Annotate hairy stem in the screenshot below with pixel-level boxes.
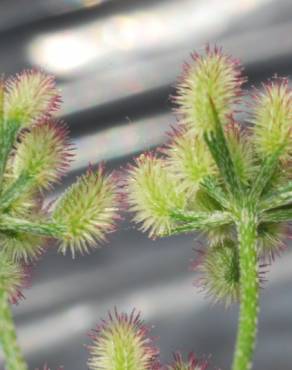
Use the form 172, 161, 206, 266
0, 122, 20, 188
0, 291, 28, 370
0, 214, 65, 237
232, 207, 259, 370
0, 173, 34, 211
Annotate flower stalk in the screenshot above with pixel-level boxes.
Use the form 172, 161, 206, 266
232, 207, 259, 370
0, 291, 28, 370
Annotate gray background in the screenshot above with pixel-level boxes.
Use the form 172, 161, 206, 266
0, 0, 291, 369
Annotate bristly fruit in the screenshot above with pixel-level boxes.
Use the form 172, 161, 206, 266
52, 165, 119, 257
4, 70, 61, 127
252, 78, 292, 161
165, 128, 216, 195
0, 251, 28, 304
175, 45, 244, 136
192, 240, 241, 307
126, 153, 186, 238
88, 308, 159, 370
12, 120, 73, 191
0, 230, 44, 263
167, 352, 209, 370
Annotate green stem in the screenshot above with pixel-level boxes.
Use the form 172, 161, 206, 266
201, 176, 230, 209
169, 210, 232, 235
0, 173, 34, 211
248, 149, 281, 202
0, 214, 65, 237
261, 207, 292, 223
0, 291, 28, 370
232, 208, 259, 370
259, 181, 292, 211
0, 121, 20, 188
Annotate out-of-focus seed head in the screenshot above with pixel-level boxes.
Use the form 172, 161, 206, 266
12, 121, 73, 190
165, 128, 216, 195
0, 251, 28, 304
0, 230, 44, 263
88, 309, 159, 370
252, 78, 292, 160
126, 153, 186, 238
175, 45, 244, 136
52, 166, 118, 257
193, 240, 240, 306
4, 70, 61, 127
257, 222, 287, 260
167, 352, 209, 370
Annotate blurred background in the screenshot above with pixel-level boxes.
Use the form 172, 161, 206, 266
0, 0, 292, 369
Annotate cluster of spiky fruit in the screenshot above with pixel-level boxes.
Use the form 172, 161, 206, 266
0, 70, 119, 304
126, 45, 292, 306
2, 44, 292, 370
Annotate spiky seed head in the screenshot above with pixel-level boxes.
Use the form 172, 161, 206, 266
52, 166, 118, 257
225, 121, 255, 185
126, 153, 186, 238
165, 128, 216, 195
88, 309, 159, 370
168, 352, 209, 370
0, 231, 44, 263
252, 78, 292, 160
175, 45, 244, 136
12, 121, 73, 190
193, 240, 240, 306
257, 222, 287, 260
4, 70, 61, 127
0, 251, 28, 304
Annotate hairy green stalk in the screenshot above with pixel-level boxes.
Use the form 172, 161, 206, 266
0, 122, 20, 187
232, 207, 259, 370
0, 291, 28, 370
0, 215, 65, 237
0, 173, 34, 211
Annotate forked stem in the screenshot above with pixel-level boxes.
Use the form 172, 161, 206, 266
0, 291, 28, 370
232, 207, 259, 370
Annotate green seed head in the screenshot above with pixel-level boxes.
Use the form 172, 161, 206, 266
252, 78, 292, 161
88, 309, 159, 370
126, 153, 186, 238
0, 251, 27, 304
193, 240, 240, 307
4, 70, 61, 127
165, 128, 216, 195
175, 45, 244, 136
52, 166, 118, 257
12, 121, 72, 190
